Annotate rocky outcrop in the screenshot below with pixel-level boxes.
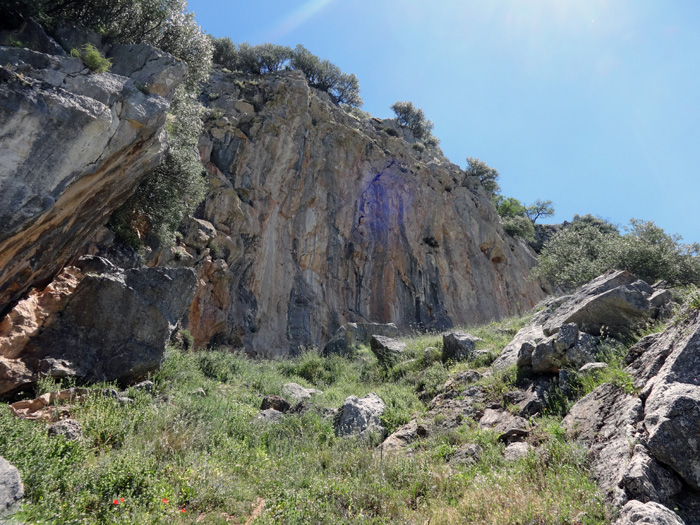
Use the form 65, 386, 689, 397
172, 68, 545, 355
495, 271, 672, 371
563, 383, 644, 505
0, 257, 196, 396
0, 27, 186, 316
541, 270, 670, 338
615, 501, 685, 525
559, 296, 700, 523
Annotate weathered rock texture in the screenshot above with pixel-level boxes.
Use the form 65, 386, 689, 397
0, 31, 185, 316
0, 456, 23, 517
561, 302, 700, 524
172, 69, 545, 355
334, 393, 385, 437
0, 258, 196, 396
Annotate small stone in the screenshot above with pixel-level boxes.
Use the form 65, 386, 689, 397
48, 419, 82, 441
261, 395, 290, 413
256, 409, 282, 424
578, 362, 608, 373
0, 457, 23, 516
504, 442, 531, 461
282, 383, 322, 402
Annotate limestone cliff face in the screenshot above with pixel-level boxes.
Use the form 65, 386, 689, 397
0, 36, 185, 315
174, 69, 546, 355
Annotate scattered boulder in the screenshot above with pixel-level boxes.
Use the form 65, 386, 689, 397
334, 393, 385, 437
531, 338, 561, 374
504, 442, 531, 461
645, 382, 700, 491
0, 457, 23, 517
256, 409, 283, 424
369, 336, 406, 367
323, 323, 400, 357
48, 419, 82, 441
450, 444, 482, 466
579, 362, 608, 373
0, 262, 196, 396
478, 408, 529, 435
442, 331, 481, 362
380, 420, 429, 454
282, 383, 322, 402
614, 500, 684, 525
261, 395, 290, 413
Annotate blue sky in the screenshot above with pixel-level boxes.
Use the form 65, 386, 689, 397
187, 0, 700, 244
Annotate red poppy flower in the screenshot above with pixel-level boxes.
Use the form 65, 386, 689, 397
180, 508, 186, 513
120, 498, 124, 503
113, 499, 119, 505
162, 498, 169, 503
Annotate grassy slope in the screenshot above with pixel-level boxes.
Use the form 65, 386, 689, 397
1, 312, 653, 524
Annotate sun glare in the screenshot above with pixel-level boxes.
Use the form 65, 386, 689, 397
264, 0, 337, 41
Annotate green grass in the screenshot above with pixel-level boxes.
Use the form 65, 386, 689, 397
0, 314, 613, 523
70, 44, 112, 73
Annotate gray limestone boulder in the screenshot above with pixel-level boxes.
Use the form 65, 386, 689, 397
48, 419, 82, 441
442, 331, 480, 362
323, 322, 400, 357
614, 501, 684, 525
369, 336, 406, 368
645, 383, 700, 491
0, 457, 23, 517
282, 383, 323, 402
531, 338, 561, 374
6, 262, 196, 393
504, 442, 531, 462
256, 409, 283, 424
380, 420, 429, 454
334, 393, 385, 437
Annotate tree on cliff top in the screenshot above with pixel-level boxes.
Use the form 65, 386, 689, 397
209, 39, 363, 108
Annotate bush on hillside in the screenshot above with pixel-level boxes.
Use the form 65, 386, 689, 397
533, 218, 700, 289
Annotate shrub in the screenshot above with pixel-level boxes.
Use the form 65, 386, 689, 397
465, 157, 500, 195
70, 43, 112, 73
493, 195, 535, 241
109, 87, 206, 246
533, 218, 700, 289
390, 101, 434, 140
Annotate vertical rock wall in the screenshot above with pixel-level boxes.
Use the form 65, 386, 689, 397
175, 69, 546, 355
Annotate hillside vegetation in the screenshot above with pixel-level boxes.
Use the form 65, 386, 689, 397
2, 308, 669, 523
